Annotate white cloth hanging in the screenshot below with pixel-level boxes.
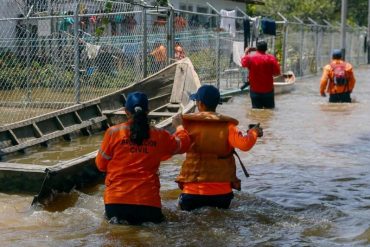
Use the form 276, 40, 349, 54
220, 9, 236, 37
232, 41, 244, 67
85, 42, 101, 59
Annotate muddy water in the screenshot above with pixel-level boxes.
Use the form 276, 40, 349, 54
1, 66, 370, 246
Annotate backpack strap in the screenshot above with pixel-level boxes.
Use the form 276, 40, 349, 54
233, 149, 250, 178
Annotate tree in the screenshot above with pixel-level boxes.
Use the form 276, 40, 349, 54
248, 0, 368, 26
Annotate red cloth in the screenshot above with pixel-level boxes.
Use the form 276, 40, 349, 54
241, 51, 281, 93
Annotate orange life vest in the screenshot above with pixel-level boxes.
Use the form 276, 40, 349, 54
176, 112, 240, 183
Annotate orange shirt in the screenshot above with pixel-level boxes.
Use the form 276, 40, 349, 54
150, 45, 167, 62
320, 59, 356, 95
174, 45, 185, 60
183, 125, 259, 195
96, 122, 190, 208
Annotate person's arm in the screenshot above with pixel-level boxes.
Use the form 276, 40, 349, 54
95, 129, 113, 172
346, 64, 356, 92
320, 65, 330, 96
272, 57, 281, 76
150, 47, 158, 56
159, 126, 191, 161
241, 55, 250, 69
228, 124, 259, 151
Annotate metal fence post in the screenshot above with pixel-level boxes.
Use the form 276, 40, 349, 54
26, 6, 34, 103
167, 7, 174, 64
307, 18, 319, 74
206, 2, 221, 87
142, 7, 148, 78
294, 16, 304, 76
278, 13, 288, 73
216, 16, 221, 88
347, 27, 353, 63
73, 2, 80, 104
323, 20, 334, 65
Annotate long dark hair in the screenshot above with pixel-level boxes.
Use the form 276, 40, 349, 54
130, 107, 150, 145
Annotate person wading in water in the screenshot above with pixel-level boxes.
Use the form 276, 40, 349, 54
96, 92, 190, 224
176, 85, 263, 211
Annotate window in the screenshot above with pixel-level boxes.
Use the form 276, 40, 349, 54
196, 6, 208, 26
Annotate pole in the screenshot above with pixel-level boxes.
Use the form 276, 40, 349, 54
340, 0, 347, 60
142, 7, 148, 78
73, 2, 81, 104
167, 8, 174, 64
367, 0, 370, 63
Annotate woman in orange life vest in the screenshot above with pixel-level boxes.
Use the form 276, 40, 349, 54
95, 92, 191, 224
176, 85, 263, 211
320, 49, 356, 103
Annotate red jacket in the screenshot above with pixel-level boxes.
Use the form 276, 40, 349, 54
241, 51, 281, 93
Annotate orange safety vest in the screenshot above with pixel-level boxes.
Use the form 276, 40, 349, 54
176, 112, 240, 184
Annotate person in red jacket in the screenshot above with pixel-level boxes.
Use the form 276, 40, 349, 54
96, 92, 190, 225
320, 49, 356, 103
241, 40, 281, 109
176, 85, 263, 211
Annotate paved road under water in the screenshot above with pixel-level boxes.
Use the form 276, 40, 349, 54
1, 66, 370, 246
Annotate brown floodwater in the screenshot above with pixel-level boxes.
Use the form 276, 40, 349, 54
1, 66, 370, 246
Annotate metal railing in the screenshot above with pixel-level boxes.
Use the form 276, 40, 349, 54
0, 1, 367, 125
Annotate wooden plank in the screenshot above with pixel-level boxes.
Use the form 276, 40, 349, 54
0, 116, 107, 155
8, 130, 20, 145
32, 123, 43, 138
103, 110, 176, 118
0, 162, 45, 173
0, 100, 100, 131
54, 116, 65, 130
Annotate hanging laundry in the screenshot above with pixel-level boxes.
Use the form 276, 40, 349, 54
232, 41, 244, 66
243, 17, 251, 49
220, 9, 236, 37
261, 18, 276, 36
85, 42, 101, 59
250, 16, 261, 41
59, 17, 74, 31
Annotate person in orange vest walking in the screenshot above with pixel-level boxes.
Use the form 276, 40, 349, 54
175, 85, 263, 211
320, 49, 356, 103
96, 92, 190, 225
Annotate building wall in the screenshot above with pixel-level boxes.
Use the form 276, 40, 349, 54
170, 0, 246, 14
0, 0, 24, 48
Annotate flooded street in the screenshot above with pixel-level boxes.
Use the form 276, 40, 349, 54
1, 66, 370, 246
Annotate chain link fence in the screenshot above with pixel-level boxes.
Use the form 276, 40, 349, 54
0, 1, 368, 125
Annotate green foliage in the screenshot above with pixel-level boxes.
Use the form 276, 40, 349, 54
0, 49, 134, 90
157, 0, 168, 7
188, 49, 217, 81
249, 0, 368, 26
88, 70, 134, 88
187, 48, 230, 82
104, 2, 113, 13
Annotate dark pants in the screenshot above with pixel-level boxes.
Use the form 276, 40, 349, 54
250, 90, 275, 109
178, 192, 234, 211
329, 92, 351, 103
105, 204, 165, 225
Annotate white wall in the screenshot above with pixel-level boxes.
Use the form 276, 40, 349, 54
170, 0, 246, 13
